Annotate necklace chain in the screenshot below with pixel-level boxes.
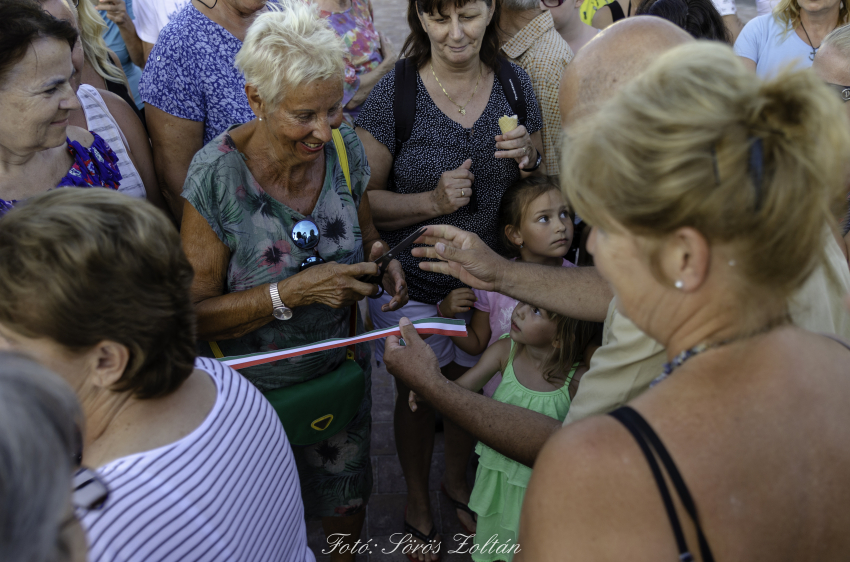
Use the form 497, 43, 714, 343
799, 21, 820, 61
651, 315, 791, 387
430, 62, 482, 116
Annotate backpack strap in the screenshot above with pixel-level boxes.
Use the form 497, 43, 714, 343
393, 58, 418, 156
495, 56, 527, 129
392, 56, 526, 149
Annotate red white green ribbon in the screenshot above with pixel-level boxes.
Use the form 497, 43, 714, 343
216, 317, 467, 370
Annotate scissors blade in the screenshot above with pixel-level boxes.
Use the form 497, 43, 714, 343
374, 226, 427, 271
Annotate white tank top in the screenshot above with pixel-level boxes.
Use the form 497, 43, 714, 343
77, 84, 146, 199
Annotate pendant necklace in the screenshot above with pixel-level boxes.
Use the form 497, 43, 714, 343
800, 21, 820, 61
430, 62, 482, 116
650, 315, 791, 387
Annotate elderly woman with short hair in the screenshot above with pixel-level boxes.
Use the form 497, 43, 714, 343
180, 3, 406, 556
0, 353, 87, 562
0, 189, 313, 562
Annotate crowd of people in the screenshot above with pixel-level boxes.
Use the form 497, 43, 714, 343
1, 0, 850, 559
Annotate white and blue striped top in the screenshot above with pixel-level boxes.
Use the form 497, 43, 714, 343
79, 357, 314, 562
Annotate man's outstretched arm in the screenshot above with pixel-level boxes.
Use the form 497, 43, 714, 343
385, 318, 561, 468
413, 225, 612, 322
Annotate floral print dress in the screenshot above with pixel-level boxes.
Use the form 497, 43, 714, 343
182, 124, 372, 518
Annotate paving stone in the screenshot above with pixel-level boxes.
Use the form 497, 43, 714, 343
371, 421, 397, 455
374, 453, 408, 494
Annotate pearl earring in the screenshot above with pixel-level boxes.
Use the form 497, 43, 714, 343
674, 280, 684, 289
258, 117, 263, 121
728, 259, 736, 267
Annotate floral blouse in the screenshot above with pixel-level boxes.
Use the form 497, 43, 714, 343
0, 132, 121, 217
182, 124, 371, 392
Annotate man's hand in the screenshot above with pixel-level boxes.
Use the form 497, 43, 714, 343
412, 225, 508, 291
385, 317, 444, 392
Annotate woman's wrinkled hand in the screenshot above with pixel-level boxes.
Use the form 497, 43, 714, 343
368, 242, 409, 312
285, 261, 380, 309
495, 125, 535, 169
431, 159, 474, 216
439, 288, 476, 318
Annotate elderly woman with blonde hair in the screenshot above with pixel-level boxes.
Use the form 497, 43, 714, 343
513, 42, 850, 559
180, 2, 407, 556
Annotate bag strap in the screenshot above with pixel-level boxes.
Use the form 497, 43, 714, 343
331, 128, 352, 194
495, 56, 526, 129
210, 129, 356, 360
393, 58, 418, 156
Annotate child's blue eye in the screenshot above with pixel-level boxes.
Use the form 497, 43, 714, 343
537, 215, 548, 223
560, 211, 568, 219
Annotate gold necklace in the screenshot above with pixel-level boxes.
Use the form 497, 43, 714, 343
430, 62, 482, 115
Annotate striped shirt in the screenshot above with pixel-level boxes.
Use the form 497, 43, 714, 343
502, 11, 574, 176
79, 357, 315, 562
77, 84, 146, 199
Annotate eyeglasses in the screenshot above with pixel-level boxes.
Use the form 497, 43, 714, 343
72, 467, 109, 510
827, 83, 850, 103
291, 218, 324, 271
542, 0, 566, 7
71, 425, 109, 510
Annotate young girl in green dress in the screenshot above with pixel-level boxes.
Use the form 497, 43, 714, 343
410, 302, 597, 561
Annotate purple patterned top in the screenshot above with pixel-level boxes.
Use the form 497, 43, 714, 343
0, 132, 121, 217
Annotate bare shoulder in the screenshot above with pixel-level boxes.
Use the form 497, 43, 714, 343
518, 415, 676, 562
66, 126, 94, 147
98, 88, 143, 127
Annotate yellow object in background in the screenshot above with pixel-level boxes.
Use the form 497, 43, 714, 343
580, 0, 613, 24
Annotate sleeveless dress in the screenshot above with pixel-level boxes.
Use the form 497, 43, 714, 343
468, 335, 575, 562
78, 84, 146, 199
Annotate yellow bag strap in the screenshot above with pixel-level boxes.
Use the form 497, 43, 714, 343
331, 128, 351, 194
208, 129, 353, 359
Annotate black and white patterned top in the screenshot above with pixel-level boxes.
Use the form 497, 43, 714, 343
355, 62, 542, 305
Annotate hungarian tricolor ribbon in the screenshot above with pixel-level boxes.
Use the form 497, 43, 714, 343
216, 317, 467, 370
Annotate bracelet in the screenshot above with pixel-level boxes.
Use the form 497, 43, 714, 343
525, 150, 543, 172
436, 301, 446, 318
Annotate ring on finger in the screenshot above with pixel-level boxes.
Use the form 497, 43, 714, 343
461, 189, 465, 197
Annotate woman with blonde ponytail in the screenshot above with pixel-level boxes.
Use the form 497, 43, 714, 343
519, 42, 850, 561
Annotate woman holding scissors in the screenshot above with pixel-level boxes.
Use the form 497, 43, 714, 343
180, 6, 406, 559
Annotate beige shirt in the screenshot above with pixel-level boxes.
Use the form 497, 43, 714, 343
564, 231, 850, 425
501, 11, 573, 176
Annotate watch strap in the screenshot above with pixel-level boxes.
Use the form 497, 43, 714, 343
525, 150, 543, 172
269, 283, 285, 309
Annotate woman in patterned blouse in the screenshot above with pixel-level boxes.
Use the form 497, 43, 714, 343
180, 6, 407, 560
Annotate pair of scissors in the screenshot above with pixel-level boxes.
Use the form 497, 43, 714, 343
361, 226, 427, 298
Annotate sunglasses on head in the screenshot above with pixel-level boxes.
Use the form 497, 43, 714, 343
828, 83, 850, 103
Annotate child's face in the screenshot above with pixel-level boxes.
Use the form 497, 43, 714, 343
509, 301, 558, 348
512, 190, 574, 260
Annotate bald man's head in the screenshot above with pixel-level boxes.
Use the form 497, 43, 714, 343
559, 17, 693, 126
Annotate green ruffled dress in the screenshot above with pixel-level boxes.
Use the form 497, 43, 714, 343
468, 335, 575, 562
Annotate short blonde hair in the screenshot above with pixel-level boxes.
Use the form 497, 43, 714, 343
773, 0, 848, 36
235, 1, 346, 111
561, 42, 850, 301
0, 190, 196, 400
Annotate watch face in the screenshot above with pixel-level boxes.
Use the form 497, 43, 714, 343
273, 307, 292, 321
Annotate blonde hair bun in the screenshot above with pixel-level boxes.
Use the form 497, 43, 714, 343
561, 42, 850, 300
